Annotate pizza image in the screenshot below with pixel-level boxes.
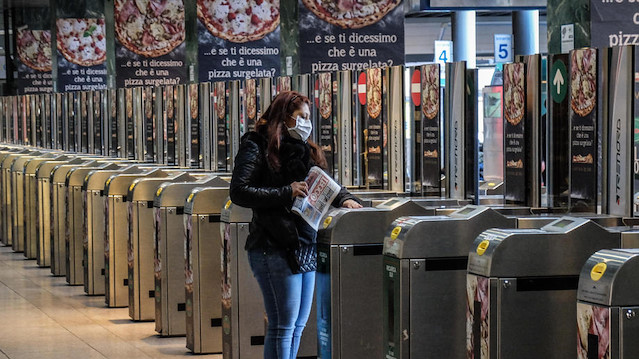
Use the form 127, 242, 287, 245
114, 0, 185, 57
56, 18, 106, 67
165, 86, 175, 119
577, 303, 610, 359
126, 89, 134, 119
424, 149, 437, 158
421, 64, 439, 120
278, 76, 291, 92
245, 79, 257, 120
197, 0, 280, 43
503, 63, 524, 126
571, 48, 596, 117
506, 159, 523, 168
145, 88, 154, 119
93, 92, 101, 119
319, 73, 332, 120
16, 28, 52, 72
572, 154, 594, 164
215, 82, 226, 120
367, 68, 382, 119
302, 0, 400, 29
189, 84, 198, 119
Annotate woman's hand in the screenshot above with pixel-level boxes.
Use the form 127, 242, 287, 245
342, 199, 362, 209
290, 181, 309, 199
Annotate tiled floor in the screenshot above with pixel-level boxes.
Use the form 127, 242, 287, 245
0, 246, 222, 359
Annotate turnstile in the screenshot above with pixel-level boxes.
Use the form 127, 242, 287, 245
153, 176, 228, 337
83, 166, 154, 296
317, 198, 450, 359
23, 153, 67, 259
577, 248, 639, 359
104, 168, 182, 308
181, 182, 230, 352
220, 200, 264, 358
127, 170, 203, 321
51, 159, 99, 276
65, 162, 127, 285
10, 150, 44, 252
466, 217, 639, 359
0, 148, 20, 246
0, 148, 24, 246
381, 206, 558, 359
2, 150, 37, 247
36, 157, 86, 267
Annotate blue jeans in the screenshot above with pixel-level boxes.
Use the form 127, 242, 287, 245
248, 247, 315, 359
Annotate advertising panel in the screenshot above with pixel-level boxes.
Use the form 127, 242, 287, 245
114, 0, 187, 88
197, 0, 281, 81
299, 0, 404, 74
56, 18, 107, 92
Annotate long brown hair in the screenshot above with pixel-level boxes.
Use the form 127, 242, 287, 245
256, 91, 327, 171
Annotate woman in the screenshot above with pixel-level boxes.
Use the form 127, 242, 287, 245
230, 91, 361, 359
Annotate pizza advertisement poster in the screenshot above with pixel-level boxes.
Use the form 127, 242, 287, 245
569, 48, 597, 209
298, 0, 404, 74
16, 27, 54, 95
114, 0, 187, 88
316, 72, 335, 176
421, 64, 441, 190
197, 0, 281, 82
503, 62, 526, 204
56, 18, 108, 92
365, 67, 384, 188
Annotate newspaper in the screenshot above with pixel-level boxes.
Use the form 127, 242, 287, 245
292, 166, 340, 230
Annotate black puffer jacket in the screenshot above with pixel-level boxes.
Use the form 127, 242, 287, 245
230, 130, 359, 251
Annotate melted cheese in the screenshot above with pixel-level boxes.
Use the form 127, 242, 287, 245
59, 20, 73, 37
229, 0, 244, 13
66, 37, 80, 52
73, 19, 87, 33
125, 16, 144, 40
80, 35, 93, 46
231, 13, 249, 34
150, 22, 165, 38
253, 2, 272, 22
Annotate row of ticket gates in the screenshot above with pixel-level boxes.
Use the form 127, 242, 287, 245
2, 145, 639, 359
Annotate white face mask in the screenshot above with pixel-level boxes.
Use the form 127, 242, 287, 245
287, 115, 312, 141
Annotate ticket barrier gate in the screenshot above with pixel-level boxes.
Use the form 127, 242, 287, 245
0, 148, 26, 246
317, 198, 452, 359
83, 166, 155, 296
0, 148, 20, 246
1, 149, 37, 246
577, 249, 639, 359
35, 157, 87, 267
127, 171, 213, 321
182, 184, 231, 353
221, 200, 319, 358
14, 152, 60, 256
104, 168, 185, 308
23, 154, 68, 260
65, 162, 129, 285
381, 206, 559, 359
466, 217, 639, 359
10, 150, 45, 252
153, 177, 228, 339
51, 159, 101, 276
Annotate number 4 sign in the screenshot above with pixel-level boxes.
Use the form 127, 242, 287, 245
494, 34, 513, 64
434, 40, 453, 65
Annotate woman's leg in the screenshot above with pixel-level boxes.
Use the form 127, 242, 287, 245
248, 248, 303, 359
290, 270, 316, 359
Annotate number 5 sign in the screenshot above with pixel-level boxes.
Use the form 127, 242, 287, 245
494, 34, 513, 63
